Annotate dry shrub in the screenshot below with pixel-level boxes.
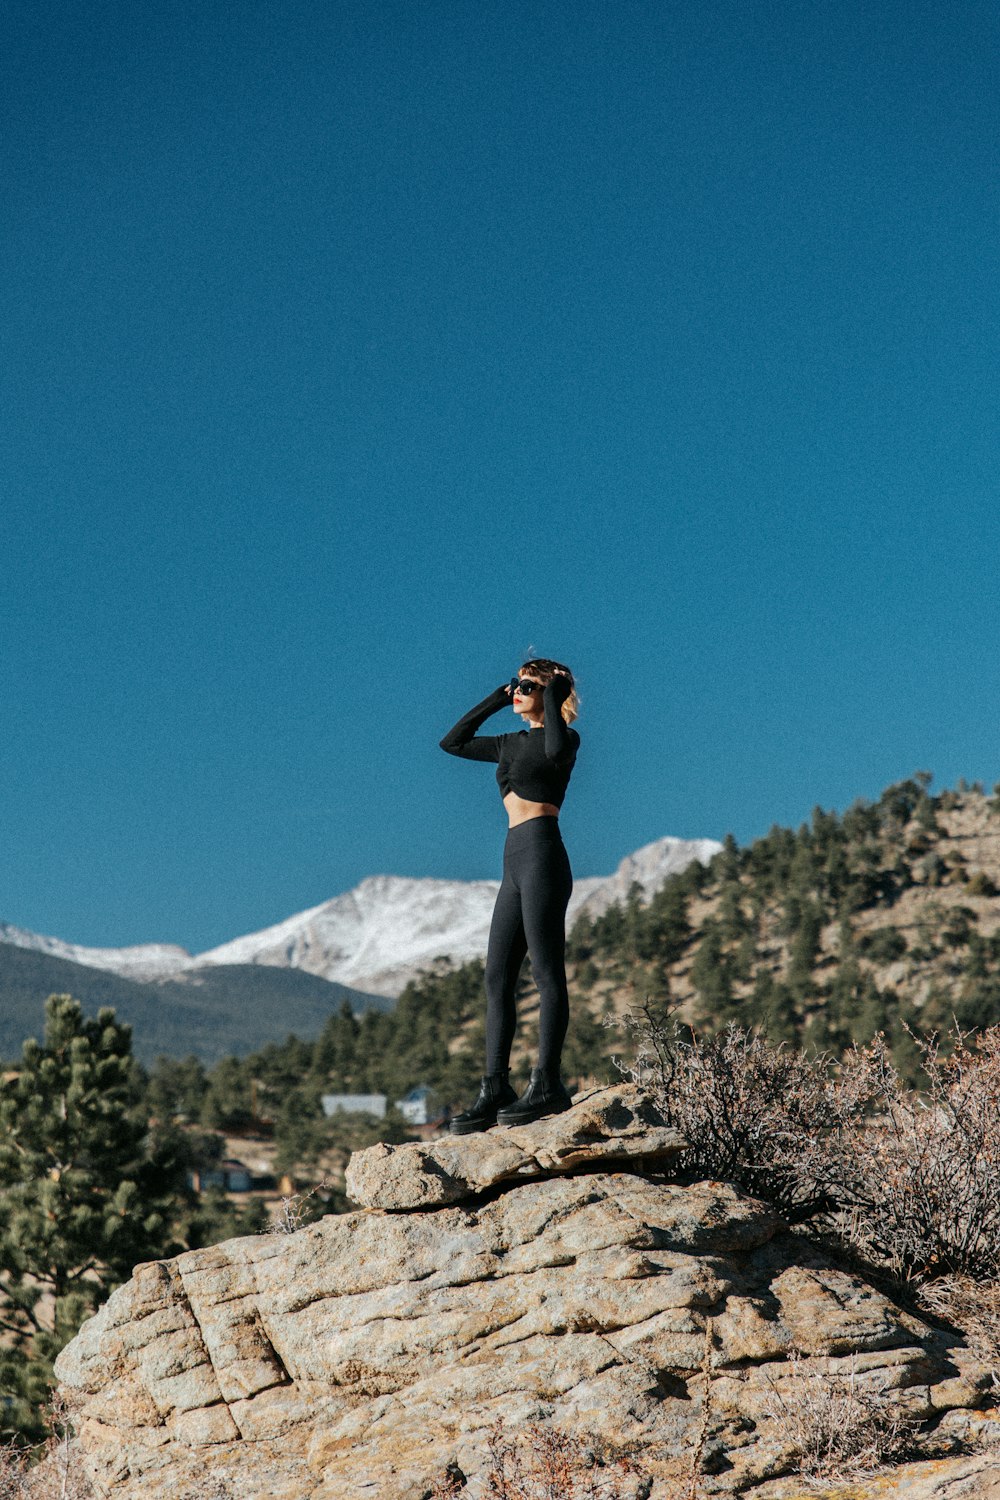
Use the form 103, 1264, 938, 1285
0, 1396, 94, 1499
613, 1008, 837, 1220
917, 1275, 1000, 1389
763, 1353, 918, 1482
797, 1031, 1000, 1279
0, 1448, 30, 1500
430, 1462, 468, 1499
436, 1419, 651, 1500
268, 1179, 331, 1233
0, 1428, 93, 1500
0, 1452, 80, 1500
618, 1008, 1000, 1281
436, 1325, 715, 1499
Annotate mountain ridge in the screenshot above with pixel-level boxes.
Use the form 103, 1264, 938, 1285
0, 942, 390, 1066
1, 834, 721, 999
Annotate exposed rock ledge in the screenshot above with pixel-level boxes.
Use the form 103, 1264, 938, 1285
55, 1085, 1000, 1499
345, 1083, 687, 1208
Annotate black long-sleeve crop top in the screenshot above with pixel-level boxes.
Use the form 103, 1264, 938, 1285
439, 682, 580, 806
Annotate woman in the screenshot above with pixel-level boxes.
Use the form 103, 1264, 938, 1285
439, 659, 580, 1132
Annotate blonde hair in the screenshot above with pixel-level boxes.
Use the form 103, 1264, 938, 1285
519, 658, 579, 725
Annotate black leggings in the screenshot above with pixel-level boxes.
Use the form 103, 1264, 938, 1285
485, 816, 573, 1076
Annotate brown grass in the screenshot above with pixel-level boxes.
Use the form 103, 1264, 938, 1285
428, 1419, 653, 1499
916, 1274, 1000, 1392
0, 1397, 94, 1500
763, 1352, 919, 1483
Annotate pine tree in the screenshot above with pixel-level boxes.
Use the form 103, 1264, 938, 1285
312, 1001, 361, 1089
717, 880, 750, 945
689, 921, 736, 1025
733, 927, 759, 983
565, 910, 594, 963
827, 960, 889, 1048
786, 900, 824, 1005
634, 877, 691, 964
0, 996, 186, 1440
751, 971, 798, 1044
561, 1003, 614, 1084
146, 1052, 207, 1122
201, 1053, 254, 1129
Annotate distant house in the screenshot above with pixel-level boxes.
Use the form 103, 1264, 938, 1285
395, 1086, 441, 1126
320, 1093, 388, 1119
188, 1158, 254, 1194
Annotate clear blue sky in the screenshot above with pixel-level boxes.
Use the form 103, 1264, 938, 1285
3, 0, 999, 954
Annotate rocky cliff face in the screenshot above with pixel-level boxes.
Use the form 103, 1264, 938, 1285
56, 1088, 999, 1499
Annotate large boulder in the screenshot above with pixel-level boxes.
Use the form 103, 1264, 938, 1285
345, 1082, 687, 1208
55, 1086, 999, 1499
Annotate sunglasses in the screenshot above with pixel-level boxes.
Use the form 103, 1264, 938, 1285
510, 677, 543, 696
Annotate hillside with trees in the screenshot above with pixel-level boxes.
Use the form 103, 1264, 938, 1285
0, 945, 389, 1064
565, 775, 1000, 1074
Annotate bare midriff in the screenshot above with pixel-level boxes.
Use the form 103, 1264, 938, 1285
503, 792, 560, 828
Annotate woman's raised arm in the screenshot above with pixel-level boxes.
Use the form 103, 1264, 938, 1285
439, 684, 510, 762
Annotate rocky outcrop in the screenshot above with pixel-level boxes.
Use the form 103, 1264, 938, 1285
757, 1452, 1000, 1498
344, 1083, 686, 1208
56, 1086, 999, 1499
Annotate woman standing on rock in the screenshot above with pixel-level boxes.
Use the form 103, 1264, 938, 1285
440, 659, 580, 1132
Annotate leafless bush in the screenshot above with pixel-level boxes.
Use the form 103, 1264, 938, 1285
430, 1463, 467, 1498
0, 1450, 80, 1500
0, 1395, 94, 1499
616, 1008, 1000, 1281
268, 1180, 331, 1233
917, 1275, 1000, 1390
613, 1007, 839, 1220
479, 1418, 650, 1499
431, 1328, 712, 1500
0, 1447, 29, 1500
796, 1030, 1000, 1279
764, 1353, 918, 1482
685, 1321, 714, 1500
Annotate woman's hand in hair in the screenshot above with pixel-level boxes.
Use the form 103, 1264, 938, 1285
546, 673, 573, 705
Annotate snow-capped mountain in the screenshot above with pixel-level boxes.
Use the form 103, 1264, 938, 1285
570, 837, 723, 922
2, 835, 721, 999
0, 923, 191, 982
195, 875, 505, 997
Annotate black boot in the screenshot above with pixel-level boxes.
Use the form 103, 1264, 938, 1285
449, 1072, 518, 1136
495, 1066, 573, 1127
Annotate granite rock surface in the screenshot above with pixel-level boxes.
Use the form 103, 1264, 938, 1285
344, 1083, 686, 1208
55, 1086, 999, 1499
756, 1452, 1000, 1498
